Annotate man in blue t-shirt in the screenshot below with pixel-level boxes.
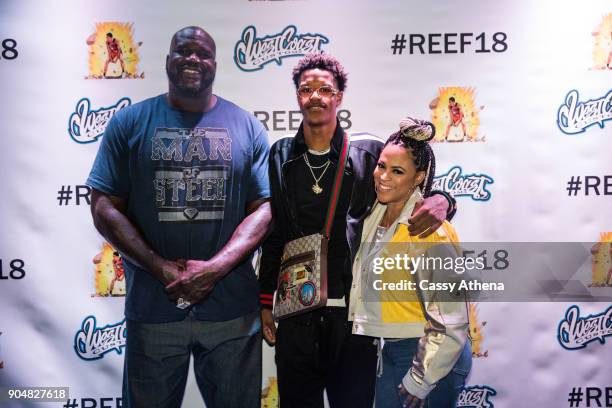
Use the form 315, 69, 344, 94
87, 26, 271, 408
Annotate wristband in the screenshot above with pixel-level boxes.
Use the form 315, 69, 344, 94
429, 189, 457, 221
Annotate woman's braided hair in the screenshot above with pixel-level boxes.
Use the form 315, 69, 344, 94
384, 117, 436, 196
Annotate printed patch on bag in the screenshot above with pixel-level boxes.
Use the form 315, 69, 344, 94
278, 271, 293, 302
294, 263, 314, 284
299, 281, 316, 306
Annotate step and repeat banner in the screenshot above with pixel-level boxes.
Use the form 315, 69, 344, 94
1, 0, 611, 407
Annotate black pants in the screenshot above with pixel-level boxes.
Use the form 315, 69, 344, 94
276, 307, 378, 408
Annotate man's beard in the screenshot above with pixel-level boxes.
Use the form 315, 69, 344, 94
167, 66, 215, 97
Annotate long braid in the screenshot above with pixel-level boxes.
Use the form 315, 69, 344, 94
421, 144, 435, 196
385, 117, 436, 196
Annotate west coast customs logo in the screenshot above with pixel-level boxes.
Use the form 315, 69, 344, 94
457, 385, 497, 408
68, 97, 131, 143
557, 89, 612, 135
74, 316, 126, 360
432, 166, 494, 201
234, 25, 328, 71
557, 305, 612, 350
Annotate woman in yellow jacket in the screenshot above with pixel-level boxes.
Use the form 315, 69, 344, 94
349, 117, 471, 408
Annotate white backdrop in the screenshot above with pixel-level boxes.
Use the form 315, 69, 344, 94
1, 1, 611, 407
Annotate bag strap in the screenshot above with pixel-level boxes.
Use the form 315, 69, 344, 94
322, 132, 351, 239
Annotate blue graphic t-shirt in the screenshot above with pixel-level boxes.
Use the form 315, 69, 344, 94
87, 94, 270, 323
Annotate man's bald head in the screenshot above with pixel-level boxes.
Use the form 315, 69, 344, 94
170, 26, 216, 54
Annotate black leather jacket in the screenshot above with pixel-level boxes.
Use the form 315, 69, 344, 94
258, 121, 455, 308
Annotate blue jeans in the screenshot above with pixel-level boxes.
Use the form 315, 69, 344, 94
375, 338, 472, 408
122, 310, 261, 408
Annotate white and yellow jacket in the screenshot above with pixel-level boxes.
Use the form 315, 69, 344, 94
348, 190, 469, 399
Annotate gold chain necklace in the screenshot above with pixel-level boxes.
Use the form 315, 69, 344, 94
303, 153, 331, 194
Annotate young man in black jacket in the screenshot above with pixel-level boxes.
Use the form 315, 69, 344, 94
258, 53, 456, 408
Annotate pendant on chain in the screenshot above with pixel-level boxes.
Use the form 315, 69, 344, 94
312, 183, 323, 194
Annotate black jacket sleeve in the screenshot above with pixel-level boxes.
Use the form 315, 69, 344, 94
258, 146, 286, 309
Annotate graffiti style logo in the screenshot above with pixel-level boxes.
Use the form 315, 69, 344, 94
557, 89, 612, 135
429, 87, 485, 142
92, 243, 126, 297
557, 305, 612, 350
85, 22, 144, 79
234, 25, 328, 71
457, 385, 497, 408
591, 13, 612, 70
432, 166, 493, 201
469, 304, 489, 358
68, 97, 131, 144
590, 232, 612, 287
74, 316, 127, 360
261, 377, 279, 408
